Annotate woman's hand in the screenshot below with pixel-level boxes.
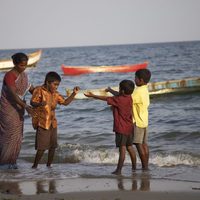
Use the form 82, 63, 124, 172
30, 101, 46, 108
25, 105, 36, 117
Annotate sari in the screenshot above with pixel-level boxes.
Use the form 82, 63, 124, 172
0, 71, 29, 167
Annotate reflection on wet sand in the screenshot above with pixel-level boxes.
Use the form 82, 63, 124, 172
0, 180, 57, 195
0, 181, 22, 194
0, 172, 151, 195
117, 171, 151, 191
36, 180, 57, 194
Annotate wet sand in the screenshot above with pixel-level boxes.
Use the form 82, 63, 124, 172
0, 177, 200, 200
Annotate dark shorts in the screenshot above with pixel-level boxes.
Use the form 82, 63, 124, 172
35, 126, 57, 150
115, 132, 134, 147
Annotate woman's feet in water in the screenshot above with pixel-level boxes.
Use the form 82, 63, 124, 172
10, 164, 18, 169
0, 163, 18, 169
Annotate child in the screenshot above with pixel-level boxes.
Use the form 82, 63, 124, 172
31, 71, 79, 168
132, 69, 151, 170
106, 69, 151, 170
85, 80, 136, 175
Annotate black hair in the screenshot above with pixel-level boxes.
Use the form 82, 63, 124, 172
119, 79, 135, 95
11, 53, 28, 65
44, 71, 61, 84
135, 69, 151, 84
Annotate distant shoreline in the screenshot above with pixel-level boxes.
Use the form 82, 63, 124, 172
0, 40, 200, 51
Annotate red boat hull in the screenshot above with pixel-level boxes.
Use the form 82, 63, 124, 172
61, 62, 148, 76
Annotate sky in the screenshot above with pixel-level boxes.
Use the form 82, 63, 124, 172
0, 0, 200, 50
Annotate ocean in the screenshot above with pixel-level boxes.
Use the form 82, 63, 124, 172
0, 41, 200, 193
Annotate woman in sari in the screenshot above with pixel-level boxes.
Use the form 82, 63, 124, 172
0, 53, 34, 169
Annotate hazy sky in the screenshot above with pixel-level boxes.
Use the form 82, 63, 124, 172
0, 0, 200, 49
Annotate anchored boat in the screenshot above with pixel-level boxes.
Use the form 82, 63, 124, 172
66, 77, 200, 99
0, 50, 42, 71
61, 62, 148, 76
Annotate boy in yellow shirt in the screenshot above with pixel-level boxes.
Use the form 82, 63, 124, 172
132, 69, 151, 170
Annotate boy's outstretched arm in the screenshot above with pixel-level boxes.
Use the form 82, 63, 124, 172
63, 86, 80, 106
105, 87, 119, 96
84, 92, 107, 101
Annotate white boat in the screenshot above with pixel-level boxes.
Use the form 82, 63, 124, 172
66, 77, 200, 99
0, 50, 42, 71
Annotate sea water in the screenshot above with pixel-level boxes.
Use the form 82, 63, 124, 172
0, 41, 200, 189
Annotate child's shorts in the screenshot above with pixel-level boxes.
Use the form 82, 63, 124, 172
115, 132, 134, 147
35, 126, 57, 150
133, 124, 148, 144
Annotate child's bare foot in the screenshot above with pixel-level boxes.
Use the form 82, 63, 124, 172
132, 169, 136, 173
132, 166, 136, 172
111, 170, 121, 175
142, 167, 149, 171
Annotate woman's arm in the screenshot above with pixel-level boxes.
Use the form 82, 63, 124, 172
30, 101, 46, 107
29, 85, 35, 94
7, 85, 34, 116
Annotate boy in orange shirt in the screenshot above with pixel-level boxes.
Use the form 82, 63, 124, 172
31, 71, 79, 168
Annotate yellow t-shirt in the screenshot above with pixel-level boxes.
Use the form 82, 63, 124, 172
132, 85, 150, 128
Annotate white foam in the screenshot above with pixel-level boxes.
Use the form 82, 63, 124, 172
58, 143, 200, 167
150, 153, 200, 167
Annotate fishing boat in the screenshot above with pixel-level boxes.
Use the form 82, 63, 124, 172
0, 50, 42, 71
148, 77, 200, 95
66, 77, 200, 99
61, 62, 148, 75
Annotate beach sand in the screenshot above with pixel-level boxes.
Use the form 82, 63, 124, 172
0, 177, 200, 200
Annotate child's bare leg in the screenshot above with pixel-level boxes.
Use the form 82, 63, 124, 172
112, 146, 126, 175
143, 143, 149, 169
47, 148, 55, 167
32, 150, 45, 168
127, 145, 136, 171
136, 144, 148, 170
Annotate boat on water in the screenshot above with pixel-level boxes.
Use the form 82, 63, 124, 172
61, 62, 148, 75
0, 50, 42, 71
66, 77, 200, 99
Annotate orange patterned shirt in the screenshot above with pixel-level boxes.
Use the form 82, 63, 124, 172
31, 86, 65, 130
